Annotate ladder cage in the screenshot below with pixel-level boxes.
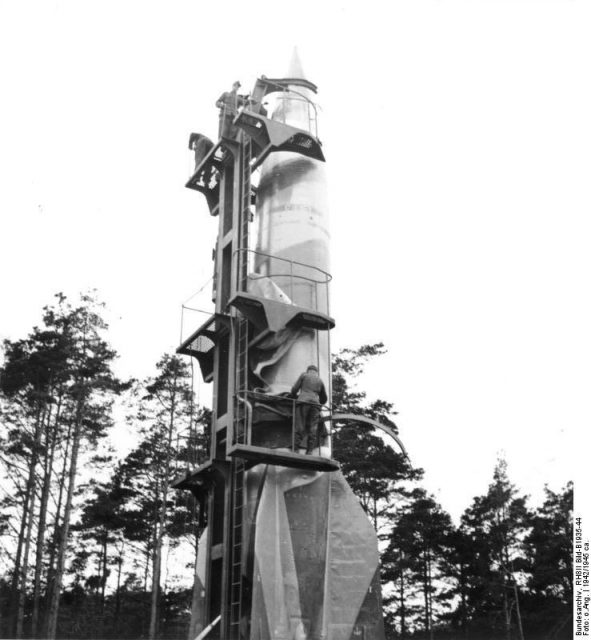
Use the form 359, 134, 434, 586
228, 135, 252, 640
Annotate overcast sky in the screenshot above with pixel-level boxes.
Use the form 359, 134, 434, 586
0, 0, 589, 523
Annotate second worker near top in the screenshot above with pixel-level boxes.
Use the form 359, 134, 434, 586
215, 80, 248, 138
290, 365, 328, 455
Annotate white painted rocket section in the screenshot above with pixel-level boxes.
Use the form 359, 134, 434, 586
253, 51, 331, 398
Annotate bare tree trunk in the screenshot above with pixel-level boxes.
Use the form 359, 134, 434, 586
422, 549, 430, 636
513, 580, 524, 640
427, 550, 434, 640
98, 533, 108, 638
9, 472, 33, 636
502, 579, 511, 640
31, 393, 62, 637
46, 393, 84, 640
148, 383, 177, 640
373, 496, 378, 531
15, 403, 46, 639
143, 546, 150, 592
43, 418, 73, 636
502, 544, 513, 640
399, 554, 406, 640
9, 405, 43, 636
149, 520, 162, 640
16, 481, 37, 638
114, 541, 124, 637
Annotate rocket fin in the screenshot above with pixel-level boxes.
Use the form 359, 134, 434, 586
248, 469, 385, 640
326, 473, 385, 639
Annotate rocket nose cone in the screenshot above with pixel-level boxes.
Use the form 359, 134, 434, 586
287, 47, 306, 79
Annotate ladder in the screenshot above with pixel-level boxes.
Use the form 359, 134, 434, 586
228, 136, 252, 640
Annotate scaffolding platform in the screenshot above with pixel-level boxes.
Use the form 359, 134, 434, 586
233, 109, 325, 169
185, 139, 226, 216
177, 314, 230, 382
229, 291, 334, 333
171, 459, 229, 491
228, 443, 339, 472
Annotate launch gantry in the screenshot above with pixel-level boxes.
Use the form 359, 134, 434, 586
174, 75, 338, 640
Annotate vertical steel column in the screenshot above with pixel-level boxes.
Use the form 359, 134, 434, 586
228, 136, 252, 640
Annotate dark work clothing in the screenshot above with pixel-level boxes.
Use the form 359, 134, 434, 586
291, 371, 327, 453
216, 90, 248, 138
215, 90, 247, 111
188, 134, 215, 185
294, 402, 321, 452
291, 371, 327, 405
192, 136, 213, 170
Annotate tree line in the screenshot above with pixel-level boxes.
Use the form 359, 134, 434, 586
0, 294, 572, 639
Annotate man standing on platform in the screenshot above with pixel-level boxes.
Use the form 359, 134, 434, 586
215, 80, 247, 138
291, 365, 328, 454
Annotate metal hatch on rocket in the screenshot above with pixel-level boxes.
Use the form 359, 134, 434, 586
174, 51, 390, 640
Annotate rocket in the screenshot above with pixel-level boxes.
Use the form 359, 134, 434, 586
176, 51, 387, 640
252, 52, 331, 401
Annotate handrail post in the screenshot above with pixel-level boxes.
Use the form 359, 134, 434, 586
245, 392, 252, 446
292, 397, 296, 452
314, 278, 318, 311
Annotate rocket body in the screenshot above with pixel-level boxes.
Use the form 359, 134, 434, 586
238, 64, 385, 640
252, 83, 330, 397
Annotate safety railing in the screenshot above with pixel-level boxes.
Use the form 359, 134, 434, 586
234, 248, 332, 318
257, 80, 320, 138
233, 389, 333, 457
174, 431, 210, 474
272, 90, 319, 138
179, 279, 215, 347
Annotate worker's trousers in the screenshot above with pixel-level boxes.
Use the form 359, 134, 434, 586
294, 401, 321, 453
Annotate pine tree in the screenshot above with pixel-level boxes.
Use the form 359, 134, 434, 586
116, 355, 201, 640
0, 292, 123, 639
438, 525, 475, 637
384, 488, 454, 637
1, 325, 70, 637
522, 482, 573, 638
459, 457, 531, 640
43, 293, 122, 640
70, 477, 127, 636
526, 482, 572, 599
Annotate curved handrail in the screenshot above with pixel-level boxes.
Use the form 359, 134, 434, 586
236, 248, 332, 284
248, 271, 326, 287
257, 78, 319, 124
236, 395, 253, 446
321, 413, 410, 462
